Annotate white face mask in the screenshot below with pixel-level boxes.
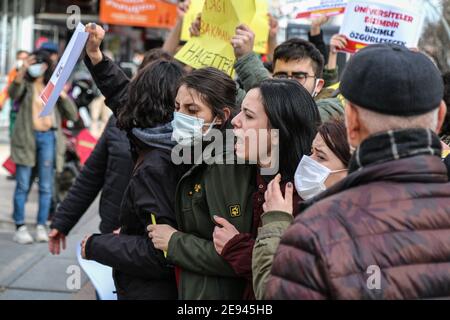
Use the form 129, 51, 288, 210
294, 155, 347, 200
27, 63, 45, 78
171, 111, 216, 146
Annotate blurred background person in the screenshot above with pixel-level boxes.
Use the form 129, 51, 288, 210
8, 50, 77, 244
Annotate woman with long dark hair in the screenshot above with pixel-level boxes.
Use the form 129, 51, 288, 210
80, 60, 188, 300
209, 79, 321, 299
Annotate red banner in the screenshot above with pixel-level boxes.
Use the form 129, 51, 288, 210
99, 0, 178, 29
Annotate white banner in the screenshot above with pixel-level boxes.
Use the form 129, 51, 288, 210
40, 23, 89, 117
339, 0, 423, 53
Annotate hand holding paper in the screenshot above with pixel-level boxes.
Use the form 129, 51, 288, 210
231, 24, 255, 60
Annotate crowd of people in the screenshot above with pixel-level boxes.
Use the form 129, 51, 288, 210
2, 0, 449, 300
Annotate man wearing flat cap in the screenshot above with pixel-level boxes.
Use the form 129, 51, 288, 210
264, 44, 450, 300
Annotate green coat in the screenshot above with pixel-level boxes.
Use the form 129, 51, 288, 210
167, 149, 256, 299
234, 53, 345, 122
8, 81, 78, 173
252, 210, 293, 300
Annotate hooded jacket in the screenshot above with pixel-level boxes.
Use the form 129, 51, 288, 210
84, 122, 188, 300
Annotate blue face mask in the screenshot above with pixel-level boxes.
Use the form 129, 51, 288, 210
171, 112, 216, 146
27, 63, 45, 78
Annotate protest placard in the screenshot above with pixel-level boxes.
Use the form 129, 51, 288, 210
338, 0, 423, 53
175, 0, 269, 75
99, 0, 177, 29
181, 0, 268, 53
40, 23, 88, 117
292, 0, 348, 19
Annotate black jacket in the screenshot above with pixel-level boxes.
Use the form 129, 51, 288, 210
51, 116, 132, 234
83, 54, 189, 300
85, 145, 187, 300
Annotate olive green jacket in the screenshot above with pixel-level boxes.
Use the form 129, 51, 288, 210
234, 53, 345, 122
252, 210, 293, 300
8, 81, 78, 172
167, 149, 256, 299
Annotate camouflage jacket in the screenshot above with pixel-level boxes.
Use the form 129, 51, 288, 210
265, 153, 450, 299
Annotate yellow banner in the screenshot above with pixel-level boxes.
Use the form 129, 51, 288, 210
175, 0, 268, 76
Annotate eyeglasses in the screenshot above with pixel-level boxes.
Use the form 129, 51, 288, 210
272, 71, 316, 85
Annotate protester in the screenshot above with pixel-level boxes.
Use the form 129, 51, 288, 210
162, 0, 191, 56
8, 50, 78, 244
265, 44, 450, 299
252, 118, 351, 299
230, 24, 344, 121
48, 115, 133, 254
80, 60, 186, 300
147, 68, 255, 300
39, 42, 59, 63
0, 50, 29, 136
212, 79, 320, 299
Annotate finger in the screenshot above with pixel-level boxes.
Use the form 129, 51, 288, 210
55, 239, 60, 255
269, 173, 281, 194
272, 174, 283, 196
284, 182, 294, 206
235, 29, 253, 38
236, 24, 251, 32
262, 203, 267, 212
213, 215, 232, 228
48, 240, 54, 254
147, 225, 155, 232
62, 236, 66, 251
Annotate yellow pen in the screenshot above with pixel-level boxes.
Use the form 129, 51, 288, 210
151, 213, 167, 258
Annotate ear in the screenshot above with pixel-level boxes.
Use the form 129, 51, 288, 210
436, 100, 447, 134
216, 107, 231, 126
315, 78, 325, 94
344, 102, 362, 148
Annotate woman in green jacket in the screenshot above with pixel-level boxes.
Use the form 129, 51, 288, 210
8, 50, 78, 244
148, 67, 255, 300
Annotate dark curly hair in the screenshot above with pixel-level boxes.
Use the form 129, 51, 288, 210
274, 38, 325, 78
117, 59, 186, 131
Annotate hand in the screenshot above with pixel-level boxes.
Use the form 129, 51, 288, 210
268, 14, 279, 39
231, 24, 255, 60
85, 23, 105, 65
113, 228, 121, 235
147, 224, 177, 251
177, 0, 191, 19
22, 56, 36, 72
330, 34, 347, 53
80, 234, 92, 259
310, 14, 329, 36
263, 174, 294, 215
212, 216, 239, 255
189, 13, 201, 37
48, 229, 66, 255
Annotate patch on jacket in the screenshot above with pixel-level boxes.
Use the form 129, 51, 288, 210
229, 204, 241, 217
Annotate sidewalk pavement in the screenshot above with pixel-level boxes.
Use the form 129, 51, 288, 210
0, 142, 99, 300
